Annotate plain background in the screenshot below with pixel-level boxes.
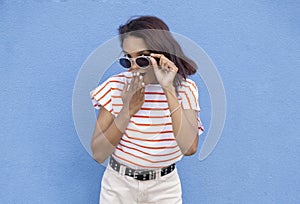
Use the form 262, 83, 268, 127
1, 1, 299, 203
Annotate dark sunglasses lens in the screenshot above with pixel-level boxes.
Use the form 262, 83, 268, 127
119, 58, 131, 68
136, 57, 150, 68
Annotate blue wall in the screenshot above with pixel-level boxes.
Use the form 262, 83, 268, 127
1, 1, 299, 203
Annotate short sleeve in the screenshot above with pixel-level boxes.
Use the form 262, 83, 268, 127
89, 78, 113, 113
179, 79, 200, 111
178, 79, 204, 135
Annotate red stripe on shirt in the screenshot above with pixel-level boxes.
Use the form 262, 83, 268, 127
115, 147, 182, 164
179, 90, 192, 109
187, 80, 197, 90
98, 88, 110, 101
91, 80, 110, 98
145, 99, 168, 103
121, 138, 178, 149
181, 84, 197, 108
103, 98, 111, 107
130, 120, 172, 126
119, 143, 181, 156
111, 88, 123, 92
132, 114, 170, 119
126, 128, 174, 135
124, 132, 175, 142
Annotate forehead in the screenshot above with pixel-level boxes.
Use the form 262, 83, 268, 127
122, 35, 148, 54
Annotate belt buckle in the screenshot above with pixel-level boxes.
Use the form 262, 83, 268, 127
148, 170, 156, 180
133, 170, 142, 180
131, 169, 157, 181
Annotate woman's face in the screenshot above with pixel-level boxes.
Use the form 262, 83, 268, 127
122, 35, 157, 84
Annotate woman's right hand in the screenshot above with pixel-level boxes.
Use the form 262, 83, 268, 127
121, 72, 145, 117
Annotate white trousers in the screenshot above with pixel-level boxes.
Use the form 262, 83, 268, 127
99, 164, 182, 204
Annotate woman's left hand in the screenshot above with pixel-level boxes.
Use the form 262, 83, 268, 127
150, 53, 178, 89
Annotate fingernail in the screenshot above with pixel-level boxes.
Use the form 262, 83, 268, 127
139, 75, 142, 80
142, 82, 145, 87
137, 72, 140, 76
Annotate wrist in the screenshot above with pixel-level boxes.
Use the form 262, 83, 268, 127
119, 106, 132, 120
114, 107, 131, 133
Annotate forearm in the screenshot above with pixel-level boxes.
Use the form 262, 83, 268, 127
163, 86, 199, 155
91, 108, 130, 162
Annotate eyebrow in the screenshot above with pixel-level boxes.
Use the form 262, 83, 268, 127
123, 50, 151, 55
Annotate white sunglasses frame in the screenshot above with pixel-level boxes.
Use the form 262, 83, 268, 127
117, 55, 152, 69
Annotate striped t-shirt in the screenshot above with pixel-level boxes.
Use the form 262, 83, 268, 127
90, 71, 204, 169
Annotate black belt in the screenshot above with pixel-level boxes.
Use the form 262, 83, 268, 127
109, 156, 175, 181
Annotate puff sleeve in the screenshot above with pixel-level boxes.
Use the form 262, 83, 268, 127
179, 79, 200, 111
178, 79, 204, 135
90, 78, 113, 113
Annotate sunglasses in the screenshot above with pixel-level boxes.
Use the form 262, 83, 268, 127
118, 55, 151, 69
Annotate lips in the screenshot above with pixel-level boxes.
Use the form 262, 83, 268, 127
131, 71, 146, 76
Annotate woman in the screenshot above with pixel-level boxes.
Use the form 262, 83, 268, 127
90, 15, 204, 204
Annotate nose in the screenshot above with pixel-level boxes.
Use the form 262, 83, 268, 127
131, 60, 139, 70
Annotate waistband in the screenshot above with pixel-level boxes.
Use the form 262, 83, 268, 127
109, 156, 176, 181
